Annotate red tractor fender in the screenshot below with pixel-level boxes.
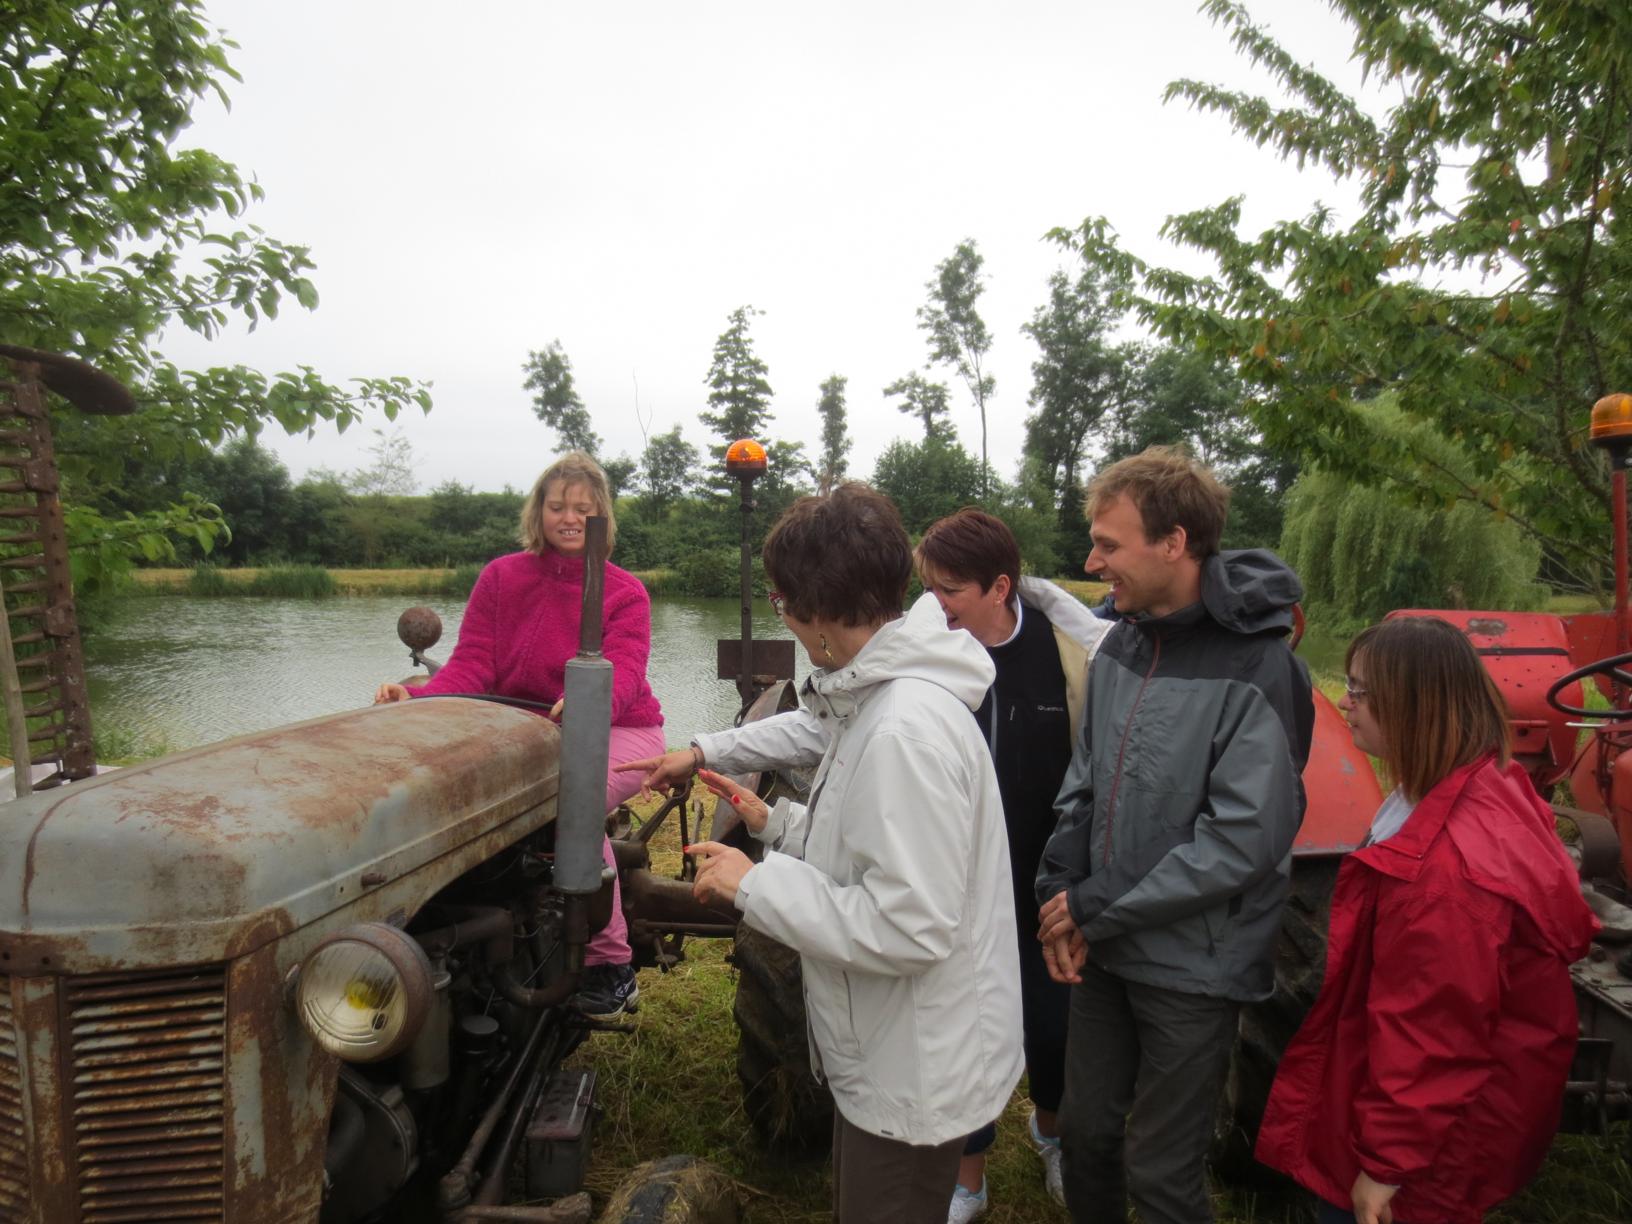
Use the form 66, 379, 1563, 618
1295, 688, 1382, 855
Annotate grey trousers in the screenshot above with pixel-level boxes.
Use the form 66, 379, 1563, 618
1059, 962, 1241, 1224
831, 1107, 964, 1224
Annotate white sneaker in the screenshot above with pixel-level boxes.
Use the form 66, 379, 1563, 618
1029, 1110, 1065, 1205
946, 1178, 988, 1224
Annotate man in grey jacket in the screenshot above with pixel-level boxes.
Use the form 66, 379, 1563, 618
1036, 447, 1314, 1224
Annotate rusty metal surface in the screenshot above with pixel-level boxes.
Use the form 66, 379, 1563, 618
0, 377, 94, 786
0, 975, 24, 1221
397, 606, 443, 654
0, 700, 559, 974
1291, 689, 1382, 855
222, 943, 331, 1222
63, 966, 226, 1222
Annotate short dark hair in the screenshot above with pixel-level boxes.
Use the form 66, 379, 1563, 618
1087, 445, 1230, 559
915, 509, 1021, 608
1345, 616, 1511, 801
762, 483, 911, 627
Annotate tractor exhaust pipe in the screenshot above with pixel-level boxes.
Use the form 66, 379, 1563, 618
554, 515, 612, 896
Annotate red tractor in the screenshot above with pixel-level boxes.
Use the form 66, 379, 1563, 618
1243, 392, 1632, 1160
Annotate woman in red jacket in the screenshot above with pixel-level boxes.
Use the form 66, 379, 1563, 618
1255, 615, 1597, 1224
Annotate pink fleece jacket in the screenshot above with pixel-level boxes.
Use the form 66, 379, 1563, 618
411, 550, 663, 728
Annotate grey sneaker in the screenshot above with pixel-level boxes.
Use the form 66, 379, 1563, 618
1029, 1110, 1065, 1205
946, 1179, 988, 1224
572, 963, 640, 1017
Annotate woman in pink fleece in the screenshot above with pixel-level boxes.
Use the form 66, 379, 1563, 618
375, 452, 662, 1017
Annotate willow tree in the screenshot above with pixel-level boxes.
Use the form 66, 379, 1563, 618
1061, 0, 1632, 594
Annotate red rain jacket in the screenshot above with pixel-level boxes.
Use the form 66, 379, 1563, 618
1255, 755, 1598, 1222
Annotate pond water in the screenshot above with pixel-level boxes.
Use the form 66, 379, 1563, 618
81, 593, 1352, 759
83, 595, 805, 757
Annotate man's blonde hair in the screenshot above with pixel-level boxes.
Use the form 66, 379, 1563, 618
518, 452, 617, 554
1087, 445, 1230, 559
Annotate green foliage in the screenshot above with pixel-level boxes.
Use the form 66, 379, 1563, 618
871, 436, 985, 535
1281, 469, 1543, 626
1060, 0, 1632, 594
522, 340, 602, 455
815, 374, 851, 494
882, 372, 954, 441
1, 1, 429, 582
64, 497, 226, 599
246, 565, 335, 598
638, 426, 700, 513
186, 565, 232, 597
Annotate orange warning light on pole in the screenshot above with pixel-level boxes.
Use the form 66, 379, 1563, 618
725, 438, 768, 477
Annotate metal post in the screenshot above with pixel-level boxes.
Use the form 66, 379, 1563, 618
555, 516, 612, 895
0, 566, 30, 798
738, 474, 755, 707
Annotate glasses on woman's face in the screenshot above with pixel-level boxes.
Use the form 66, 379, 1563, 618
767, 589, 787, 617
1344, 677, 1369, 702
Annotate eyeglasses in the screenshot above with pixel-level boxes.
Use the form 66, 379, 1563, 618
767, 589, 787, 616
1344, 678, 1369, 702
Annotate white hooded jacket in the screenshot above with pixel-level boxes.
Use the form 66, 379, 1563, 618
694, 593, 1025, 1146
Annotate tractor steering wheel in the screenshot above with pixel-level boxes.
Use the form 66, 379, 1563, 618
1546, 650, 1632, 720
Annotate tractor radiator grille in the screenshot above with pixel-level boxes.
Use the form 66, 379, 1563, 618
66, 967, 227, 1223
0, 974, 25, 1223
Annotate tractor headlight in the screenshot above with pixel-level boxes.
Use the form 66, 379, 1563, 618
294, 923, 433, 1062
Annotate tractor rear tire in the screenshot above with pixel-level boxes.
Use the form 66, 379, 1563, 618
1213, 855, 1342, 1182
597, 1155, 738, 1224
731, 924, 831, 1153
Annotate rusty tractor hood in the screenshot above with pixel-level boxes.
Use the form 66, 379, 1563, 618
0, 699, 558, 973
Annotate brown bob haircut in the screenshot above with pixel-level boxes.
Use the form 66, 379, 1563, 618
762, 482, 911, 628
1345, 616, 1511, 802
518, 451, 617, 554
1087, 445, 1230, 560
915, 509, 1022, 609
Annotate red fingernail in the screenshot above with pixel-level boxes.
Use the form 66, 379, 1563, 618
729, 794, 740, 806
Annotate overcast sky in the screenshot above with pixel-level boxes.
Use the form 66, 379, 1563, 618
164, 1, 1376, 493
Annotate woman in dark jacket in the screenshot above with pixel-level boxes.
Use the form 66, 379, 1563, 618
1255, 615, 1598, 1224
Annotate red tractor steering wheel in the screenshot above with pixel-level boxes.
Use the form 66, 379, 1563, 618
1546, 649, 1632, 720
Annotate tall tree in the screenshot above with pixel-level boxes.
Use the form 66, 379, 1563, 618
1063, 0, 1632, 593
698, 305, 775, 490
815, 375, 851, 495
919, 239, 995, 495
883, 372, 954, 441
1021, 265, 1138, 552
638, 426, 700, 512
0, 1, 428, 576
346, 427, 418, 496
522, 340, 602, 455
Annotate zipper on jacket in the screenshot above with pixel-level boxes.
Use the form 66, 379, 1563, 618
1102, 630, 1161, 864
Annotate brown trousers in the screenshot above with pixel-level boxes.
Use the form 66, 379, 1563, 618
831, 1108, 964, 1224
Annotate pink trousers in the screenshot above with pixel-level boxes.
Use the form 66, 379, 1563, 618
585, 724, 667, 967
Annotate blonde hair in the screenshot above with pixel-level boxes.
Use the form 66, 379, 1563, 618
1087, 445, 1231, 559
518, 452, 617, 554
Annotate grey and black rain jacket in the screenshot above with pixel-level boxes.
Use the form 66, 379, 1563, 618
1035, 550, 1315, 1002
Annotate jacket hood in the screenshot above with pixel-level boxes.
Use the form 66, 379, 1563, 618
1200, 549, 1304, 635
1019, 576, 1111, 656
805, 592, 996, 715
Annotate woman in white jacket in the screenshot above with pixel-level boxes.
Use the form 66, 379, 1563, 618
623, 483, 1024, 1224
